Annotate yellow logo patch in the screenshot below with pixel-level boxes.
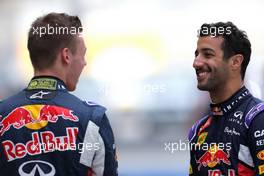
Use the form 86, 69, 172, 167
189, 164, 193, 174
257, 150, 264, 160
259, 164, 264, 174
28, 78, 57, 90
197, 132, 208, 146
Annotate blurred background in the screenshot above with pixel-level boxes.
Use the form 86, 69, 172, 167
0, 0, 264, 175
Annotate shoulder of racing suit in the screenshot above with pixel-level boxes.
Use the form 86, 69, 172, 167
66, 93, 108, 126
0, 91, 26, 115
83, 100, 107, 126
245, 102, 264, 129
188, 115, 210, 142
0, 89, 107, 129
188, 100, 264, 143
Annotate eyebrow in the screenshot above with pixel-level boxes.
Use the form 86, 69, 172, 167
201, 48, 215, 53
195, 48, 215, 55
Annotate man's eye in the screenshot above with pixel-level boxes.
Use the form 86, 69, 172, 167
204, 53, 214, 58
194, 51, 198, 57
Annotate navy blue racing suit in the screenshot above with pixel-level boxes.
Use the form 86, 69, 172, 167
0, 76, 118, 176
189, 86, 264, 175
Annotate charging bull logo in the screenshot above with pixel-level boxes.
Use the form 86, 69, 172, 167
0, 105, 78, 136
0, 108, 33, 133
197, 144, 231, 170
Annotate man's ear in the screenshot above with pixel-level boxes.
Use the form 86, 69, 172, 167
230, 54, 244, 71
61, 48, 71, 64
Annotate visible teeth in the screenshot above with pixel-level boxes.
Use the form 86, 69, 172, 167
199, 72, 206, 77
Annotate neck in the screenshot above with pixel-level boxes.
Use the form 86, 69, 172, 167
210, 79, 243, 104
34, 69, 66, 83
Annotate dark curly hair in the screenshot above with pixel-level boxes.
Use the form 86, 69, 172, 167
198, 22, 251, 80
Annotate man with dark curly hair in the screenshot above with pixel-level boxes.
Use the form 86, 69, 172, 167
189, 22, 264, 175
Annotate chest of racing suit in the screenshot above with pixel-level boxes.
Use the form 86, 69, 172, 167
189, 86, 264, 176
0, 76, 118, 176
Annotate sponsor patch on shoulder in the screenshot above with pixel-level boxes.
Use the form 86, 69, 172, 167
259, 164, 264, 174
257, 150, 264, 160
197, 132, 208, 146
189, 164, 193, 174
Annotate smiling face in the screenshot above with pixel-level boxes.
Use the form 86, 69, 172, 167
193, 36, 231, 92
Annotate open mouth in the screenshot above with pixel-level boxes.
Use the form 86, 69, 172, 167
196, 69, 210, 81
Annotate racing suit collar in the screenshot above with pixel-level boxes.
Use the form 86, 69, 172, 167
210, 86, 251, 116
27, 76, 67, 91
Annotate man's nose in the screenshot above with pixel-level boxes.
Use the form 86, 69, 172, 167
193, 57, 203, 69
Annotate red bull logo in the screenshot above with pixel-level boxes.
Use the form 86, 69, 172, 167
208, 169, 235, 176
197, 144, 231, 170
0, 107, 33, 135
2, 127, 78, 162
0, 105, 79, 135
